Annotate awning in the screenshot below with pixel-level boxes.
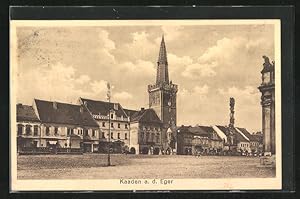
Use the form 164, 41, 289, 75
49, 141, 57, 145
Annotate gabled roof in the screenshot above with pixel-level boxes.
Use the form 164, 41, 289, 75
237, 128, 261, 142
216, 125, 250, 143
34, 99, 98, 127
198, 125, 223, 141
188, 126, 210, 137
123, 108, 139, 118
216, 125, 232, 136
16, 104, 39, 122
80, 98, 128, 119
131, 108, 162, 123
231, 128, 250, 143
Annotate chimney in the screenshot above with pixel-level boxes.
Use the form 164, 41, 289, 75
84, 101, 87, 106
141, 107, 145, 111
17, 103, 22, 108
53, 101, 57, 109
80, 106, 84, 113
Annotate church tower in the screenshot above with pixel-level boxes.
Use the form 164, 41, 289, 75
148, 36, 178, 152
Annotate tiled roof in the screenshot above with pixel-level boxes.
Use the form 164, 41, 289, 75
123, 108, 139, 118
216, 125, 250, 143
237, 128, 261, 142
198, 126, 223, 141
80, 98, 128, 119
34, 99, 98, 127
16, 104, 39, 122
131, 108, 162, 123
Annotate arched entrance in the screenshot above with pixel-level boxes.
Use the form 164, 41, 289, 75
141, 147, 149, 154
130, 147, 136, 154
153, 147, 160, 155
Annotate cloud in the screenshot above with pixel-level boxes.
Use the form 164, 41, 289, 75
16, 62, 108, 104
113, 91, 133, 100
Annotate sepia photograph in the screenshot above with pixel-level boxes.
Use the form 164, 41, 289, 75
10, 19, 281, 191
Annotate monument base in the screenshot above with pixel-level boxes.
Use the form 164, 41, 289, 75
258, 154, 276, 168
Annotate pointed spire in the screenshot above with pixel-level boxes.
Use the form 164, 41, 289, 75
158, 34, 168, 64
156, 35, 169, 84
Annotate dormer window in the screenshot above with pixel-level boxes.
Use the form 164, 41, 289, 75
114, 103, 118, 110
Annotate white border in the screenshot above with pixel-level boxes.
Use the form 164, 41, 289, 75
10, 19, 282, 191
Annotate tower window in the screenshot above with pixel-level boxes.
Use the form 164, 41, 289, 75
102, 132, 105, 138
125, 133, 128, 140
111, 123, 114, 128
118, 123, 120, 128
125, 124, 128, 129
111, 113, 113, 119
102, 122, 105, 127
111, 132, 113, 139
118, 133, 120, 139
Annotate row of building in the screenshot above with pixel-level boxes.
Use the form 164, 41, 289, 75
16, 97, 262, 155
16, 36, 265, 156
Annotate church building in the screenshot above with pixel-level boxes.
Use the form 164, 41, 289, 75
148, 35, 178, 154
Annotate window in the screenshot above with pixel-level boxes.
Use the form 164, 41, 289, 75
118, 123, 120, 128
17, 124, 23, 135
125, 124, 128, 129
84, 129, 88, 136
102, 132, 105, 138
111, 132, 113, 139
46, 126, 50, 136
92, 130, 95, 137
118, 133, 120, 139
67, 128, 73, 136
111, 123, 114, 128
25, 125, 31, 135
34, 125, 39, 136
102, 122, 105, 127
156, 133, 160, 143
110, 113, 113, 119
54, 127, 58, 135
125, 133, 127, 140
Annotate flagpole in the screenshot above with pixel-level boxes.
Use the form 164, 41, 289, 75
107, 82, 111, 166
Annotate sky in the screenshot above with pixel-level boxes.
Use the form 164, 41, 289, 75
14, 22, 275, 132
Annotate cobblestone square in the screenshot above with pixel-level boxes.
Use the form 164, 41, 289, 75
17, 154, 275, 179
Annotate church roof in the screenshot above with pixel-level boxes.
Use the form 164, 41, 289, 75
16, 104, 40, 122
130, 108, 162, 123
158, 35, 168, 64
156, 35, 169, 84
80, 98, 128, 119
34, 99, 98, 127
